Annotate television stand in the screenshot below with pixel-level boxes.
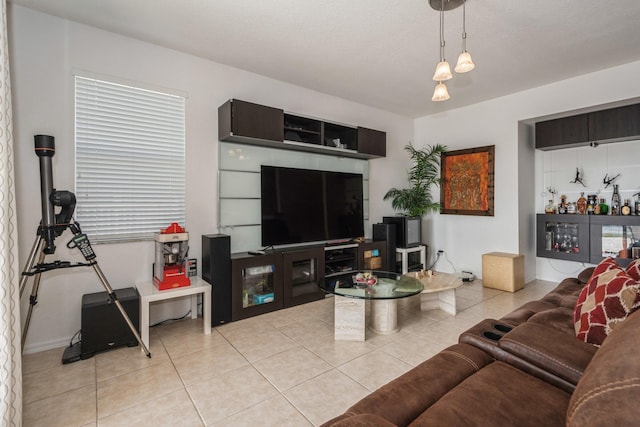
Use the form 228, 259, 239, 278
221, 240, 388, 323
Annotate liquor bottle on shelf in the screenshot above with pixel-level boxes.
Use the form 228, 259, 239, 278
558, 195, 567, 214
598, 198, 609, 215
634, 192, 640, 216
611, 184, 621, 215
587, 194, 597, 215
621, 199, 632, 216
577, 192, 587, 214
545, 200, 556, 214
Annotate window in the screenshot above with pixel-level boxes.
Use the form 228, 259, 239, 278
75, 76, 186, 243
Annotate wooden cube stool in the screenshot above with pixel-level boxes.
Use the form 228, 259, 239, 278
482, 252, 524, 292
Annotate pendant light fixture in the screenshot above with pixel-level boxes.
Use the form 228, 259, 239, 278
432, 82, 450, 102
454, 0, 475, 73
428, 0, 475, 102
432, 0, 452, 82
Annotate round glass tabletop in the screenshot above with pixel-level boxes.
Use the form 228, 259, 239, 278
321, 270, 424, 300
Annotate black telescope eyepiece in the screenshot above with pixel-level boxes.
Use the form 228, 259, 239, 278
34, 134, 55, 157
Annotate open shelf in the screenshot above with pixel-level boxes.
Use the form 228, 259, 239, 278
284, 114, 322, 145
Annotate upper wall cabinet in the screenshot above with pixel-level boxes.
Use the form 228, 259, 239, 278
588, 103, 640, 142
535, 114, 589, 150
218, 99, 386, 159
357, 127, 386, 157
218, 99, 284, 143
535, 103, 640, 150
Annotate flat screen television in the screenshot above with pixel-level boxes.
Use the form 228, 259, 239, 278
261, 165, 364, 246
383, 216, 422, 248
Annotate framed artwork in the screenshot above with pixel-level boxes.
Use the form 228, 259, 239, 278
440, 145, 494, 216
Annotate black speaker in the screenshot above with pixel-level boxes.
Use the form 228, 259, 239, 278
80, 287, 139, 359
373, 223, 397, 272
202, 234, 232, 326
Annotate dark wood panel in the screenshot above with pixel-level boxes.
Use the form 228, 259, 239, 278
357, 127, 386, 157
588, 104, 640, 142
535, 114, 589, 150
219, 99, 283, 142
281, 247, 325, 307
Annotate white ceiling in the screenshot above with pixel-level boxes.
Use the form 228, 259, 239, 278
9, 0, 640, 117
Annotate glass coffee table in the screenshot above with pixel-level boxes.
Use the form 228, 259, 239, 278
321, 271, 424, 341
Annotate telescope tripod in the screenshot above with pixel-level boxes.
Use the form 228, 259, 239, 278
20, 223, 151, 358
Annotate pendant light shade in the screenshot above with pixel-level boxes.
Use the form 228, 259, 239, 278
455, 51, 475, 73
432, 82, 450, 102
433, 61, 453, 81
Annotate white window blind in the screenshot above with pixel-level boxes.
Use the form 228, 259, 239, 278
75, 76, 186, 243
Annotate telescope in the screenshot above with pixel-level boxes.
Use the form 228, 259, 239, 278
34, 135, 75, 254
22, 135, 151, 360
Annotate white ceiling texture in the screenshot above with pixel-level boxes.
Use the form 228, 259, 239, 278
9, 0, 640, 117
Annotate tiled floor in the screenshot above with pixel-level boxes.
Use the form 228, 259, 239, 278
22, 278, 557, 426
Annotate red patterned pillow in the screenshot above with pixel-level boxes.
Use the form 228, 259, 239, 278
573, 258, 640, 346
626, 258, 640, 281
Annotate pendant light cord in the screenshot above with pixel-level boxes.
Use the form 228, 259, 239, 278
439, 0, 446, 61
461, 0, 468, 50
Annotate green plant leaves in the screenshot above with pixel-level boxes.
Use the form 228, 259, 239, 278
383, 143, 447, 217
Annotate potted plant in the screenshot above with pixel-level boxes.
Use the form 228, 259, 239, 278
384, 143, 447, 217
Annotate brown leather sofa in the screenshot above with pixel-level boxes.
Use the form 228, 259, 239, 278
322, 268, 639, 426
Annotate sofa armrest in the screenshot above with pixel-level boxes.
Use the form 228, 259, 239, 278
499, 322, 597, 385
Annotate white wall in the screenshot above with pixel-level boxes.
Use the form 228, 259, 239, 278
9, 5, 413, 353
415, 60, 640, 283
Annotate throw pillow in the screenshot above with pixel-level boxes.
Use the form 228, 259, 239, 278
573, 258, 640, 346
626, 258, 640, 281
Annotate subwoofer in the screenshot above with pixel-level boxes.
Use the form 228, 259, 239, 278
80, 287, 139, 359
373, 223, 397, 273
202, 234, 232, 326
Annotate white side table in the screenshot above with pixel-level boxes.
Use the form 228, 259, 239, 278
396, 245, 427, 274
135, 277, 211, 350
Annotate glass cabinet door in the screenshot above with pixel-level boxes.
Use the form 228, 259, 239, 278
282, 247, 325, 307
590, 216, 640, 267
536, 214, 590, 263
241, 264, 276, 308
231, 253, 283, 321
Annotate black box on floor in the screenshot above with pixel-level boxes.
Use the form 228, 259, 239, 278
81, 287, 140, 359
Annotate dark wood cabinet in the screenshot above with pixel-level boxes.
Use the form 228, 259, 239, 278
218, 99, 385, 159
282, 247, 326, 307
218, 99, 284, 143
230, 253, 283, 321
357, 127, 386, 157
535, 103, 640, 150
228, 240, 393, 321
588, 104, 640, 142
535, 114, 589, 150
